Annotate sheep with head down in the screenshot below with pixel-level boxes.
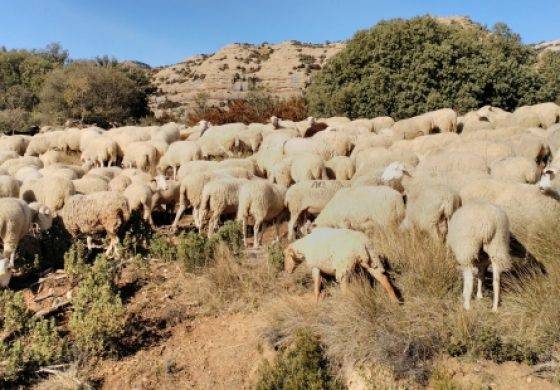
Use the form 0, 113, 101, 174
284, 227, 399, 302
447, 201, 511, 311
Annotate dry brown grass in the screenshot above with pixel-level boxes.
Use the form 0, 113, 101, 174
34, 366, 92, 390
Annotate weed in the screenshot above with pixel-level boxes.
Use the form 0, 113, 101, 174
267, 241, 285, 271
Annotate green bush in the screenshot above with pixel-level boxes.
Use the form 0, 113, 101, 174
256, 329, 340, 390
38, 61, 149, 127
267, 242, 285, 271
69, 255, 125, 356
25, 318, 65, 367
306, 17, 559, 119
211, 220, 244, 256
64, 241, 89, 285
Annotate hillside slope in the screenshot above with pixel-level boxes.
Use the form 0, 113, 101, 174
149, 41, 344, 119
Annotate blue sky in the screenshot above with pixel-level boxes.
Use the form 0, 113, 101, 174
1, 0, 559, 67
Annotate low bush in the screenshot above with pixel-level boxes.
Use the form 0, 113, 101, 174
267, 241, 285, 271
69, 255, 125, 357
187, 92, 307, 125
256, 328, 341, 390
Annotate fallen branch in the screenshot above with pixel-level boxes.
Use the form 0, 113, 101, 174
32, 300, 71, 318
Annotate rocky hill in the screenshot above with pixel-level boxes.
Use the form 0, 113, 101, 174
149, 41, 345, 119
535, 39, 560, 53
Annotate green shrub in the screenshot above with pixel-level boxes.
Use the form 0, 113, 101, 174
64, 241, 89, 285
267, 242, 285, 271
69, 256, 125, 356
25, 318, 65, 367
256, 328, 340, 390
0, 290, 29, 335
148, 232, 177, 262
306, 17, 559, 119
0, 340, 25, 382
212, 220, 244, 256
177, 231, 215, 273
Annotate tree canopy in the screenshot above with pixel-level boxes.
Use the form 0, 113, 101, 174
305, 17, 560, 120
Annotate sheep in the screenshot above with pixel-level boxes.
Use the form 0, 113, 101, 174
122, 141, 159, 174
81, 136, 119, 168
151, 179, 180, 213
108, 174, 132, 192
457, 111, 493, 134
0, 151, 20, 166
460, 178, 560, 249
269, 154, 326, 187
314, 186, 405, 232
490, 157, 541, 184
390, 132, 459, 159
353, 147, 418, 175
506, 133, 551, 165
14, 167, 43, 183
284, 227, 398, 302
237, 127, 264, 153
39, 166, 80, 181
54, 127, 83, 152
199, 177, 249, 235
285, 180, 349, 241
312, 130, 354, 157
172, 169, 253, 230
157, 141, 202, 179
20, 176, 75, 213
0, 135, 29, 155
392, 115, 433, 140
123, 183, 156, 225
324, 156, 355, 180
0, 199, 53, 286
60, 191, 131, 257
72, 176, 109, 195
528, 102, 560, 128
215, 158, 256, 176
0, 176, 19, 198
446, 140, 514, 165
39, 150, 74, 166
447, 202, 511, 311
254, 141, 286, 177
1, 156, 43, 176
236, 180, 286, 247
24, 132, 59, 156
85, 166, 122, 180
402, 184, 461, 241
176, 160, 218, 181
282, 137, 335, 160
151, 122, 181, 144
422, 108, 458, 133
414, 151, 489, 178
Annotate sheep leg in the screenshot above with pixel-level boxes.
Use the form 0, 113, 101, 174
86, 236, 103, 250
172, 204, 186, 230
367, 267, 399, 302
476, 264, 485, 300
462, 266, 474, 310
287, 211, 300, 241
274, 218, 280, 243
241, 218, 247, 247
253, 220, 261, 248
311, 267, 321, 303
7, 251, 15, 269
173, 166, 177, 181
492, 266, 501, 312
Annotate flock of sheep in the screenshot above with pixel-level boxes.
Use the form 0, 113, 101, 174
1, 101, 560, 312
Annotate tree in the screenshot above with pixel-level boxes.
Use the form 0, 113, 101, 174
38, 61, 149, 126
305, 17, 557, 120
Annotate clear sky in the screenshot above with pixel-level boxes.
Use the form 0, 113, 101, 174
1, 0, 559, 67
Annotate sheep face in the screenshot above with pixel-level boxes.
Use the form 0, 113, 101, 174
270, 116, 279, 128
0, 258, 13, 288
152, 174, 169, 191
537, 170, 555, 192
29, 202, 54, 232
381, 161, 411, 182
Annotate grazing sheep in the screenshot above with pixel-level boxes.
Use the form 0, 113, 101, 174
414, 151, 489, 178
237, 180, 286, 247
507, 133, 551, 165
40, 166, 80, 181
284, 227, 398, 302
123, 183, 155, 225
312, 130, 354, 157
122, 141, 159, 174
14, 167, 43, 183
151, 179, 180, 213
490, 157, 541, 184
20, 176, 75, 213
24, 134, 54, 156
72, 175, 109, 195
447, 202, 511, 311
403, 184, 461, 240
176, 160, 218, 181
1, 156, 43, 176
325, 156, 355, 180
390, 132, 459, 159
108, 174, 132, 192
0, 135, 29, 155
0, 199, 53, 286
60, 191, 131, 256
157, 141, 202, 179
81, 136, 119, 168
446, 140, 514, 165
0, 176, 19, 198
199, 177, 249, 235
315, 186, 405, 231
460, 178, 560, 249
392, 115, 433, 140
269, 154, 326, 187
285, 180, 349, 241
0, 151, 20, 166
457, 111, 493, 134
422, 108, 457, 133
353, 147, 418, 175
237, 127, 264, 153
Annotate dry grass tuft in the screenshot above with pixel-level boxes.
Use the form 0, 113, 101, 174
35, 365, 92, 390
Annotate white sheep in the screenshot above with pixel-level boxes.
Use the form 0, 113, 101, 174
284, 227, 398, 302
60, 191, 131, 256
0, 176, 19, 198
0, 199, 53, 287
1, 156, 43, 176
108, 174, 132, 192
14, 166, 43, 183
176, 160, 218, 181
0, 135, 29, 155
72, 175, 109, 195
285, 180, 349, 241
447, 202, 511, 311
490, 157, 541, 184
269, 154, 326, 188
81, 136, 119, 168
324, 156, 355, 180
20, 176, 75, 213
0, 151, 20, 166
199, 177, 249, 235
236, 180, 286, 247
157, 141, 202, 179
122, 141, 159, 174
402, 184, 461, 240
315, 186, 405, 232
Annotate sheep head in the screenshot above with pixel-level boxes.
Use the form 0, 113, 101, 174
29, 202, 54, 232
270, 116, 279, 129
537, 169, 555, 193
152, 174, 169, 191
381, 161, 411, 182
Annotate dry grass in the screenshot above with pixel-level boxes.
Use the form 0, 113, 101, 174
259, 225, 560, 384
34, 366, 92, 390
